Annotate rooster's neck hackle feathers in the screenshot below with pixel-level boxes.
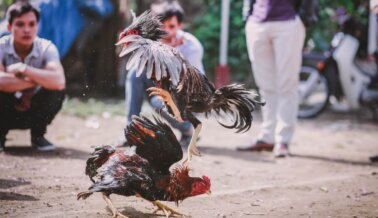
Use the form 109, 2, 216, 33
165, 166, 191, 203
125, 10, 167, 41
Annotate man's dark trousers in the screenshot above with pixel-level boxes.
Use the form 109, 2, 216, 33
0, 89, 65, 138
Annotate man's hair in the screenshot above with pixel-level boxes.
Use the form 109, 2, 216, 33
6, 2, 40, 25
154, 1, 185, 23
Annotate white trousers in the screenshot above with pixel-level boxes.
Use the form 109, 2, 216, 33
245, 17, 305, 144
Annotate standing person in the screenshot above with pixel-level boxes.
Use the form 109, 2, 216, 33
124, 1, 205, 147
237, 0, 316, 157
0, 2, 65, 152
369, 0, 378, 162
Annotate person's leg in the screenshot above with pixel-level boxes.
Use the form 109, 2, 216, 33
0, 92, 14, 150
29, 89, 65, 150
0, 92, 31, 150
245, 20, 277, 145
149, 96, 192, 133
125, 68, 147, 124
144, 72, 192, 147
150, 93, 193, 148
271, 18, 305, 154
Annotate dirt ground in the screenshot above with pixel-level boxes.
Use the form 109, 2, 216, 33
1, 106, 378, 218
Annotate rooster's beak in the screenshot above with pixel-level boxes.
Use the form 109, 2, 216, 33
206, 190, 212, 195
115, 36, 128, 46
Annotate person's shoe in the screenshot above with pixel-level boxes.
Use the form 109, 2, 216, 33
0, 135, 5, 152
370, 155, 378, 162
179, 134, 192, 148
236, 140, 274, 152
31, 136, 55, 151
274, 143, 290, 158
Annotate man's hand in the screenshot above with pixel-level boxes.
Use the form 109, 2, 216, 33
161, 37, 184, 47
368, 55, 376, 62
373, 6, 378, 15
170, 37, 184, 47
7, 62, 27, 78
0, 70, 35, 92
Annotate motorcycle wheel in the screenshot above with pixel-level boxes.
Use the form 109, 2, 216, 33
298, 66, 330, 118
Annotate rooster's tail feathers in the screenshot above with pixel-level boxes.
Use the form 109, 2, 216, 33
209, 84, 265, 133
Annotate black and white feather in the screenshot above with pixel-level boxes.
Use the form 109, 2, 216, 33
117, 35, 185, 86
117, 9, 265, 137
207, 84, 263, 133
122, 10, 166, 41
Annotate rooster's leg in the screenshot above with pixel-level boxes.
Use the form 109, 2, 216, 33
183, 114, 203, 163
102, 193, 129, 218
150, 200, 187, 218
184, 123, 202, 163
147, 87, 184, 122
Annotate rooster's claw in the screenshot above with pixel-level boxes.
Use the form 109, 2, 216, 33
147, 87, 184, 122
151, 200, 188, 217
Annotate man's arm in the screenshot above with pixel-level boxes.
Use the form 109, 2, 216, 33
20, 61, 65, 90
0, 65, 35, 92
8, 44, 65, 91
180, 33, 205, 74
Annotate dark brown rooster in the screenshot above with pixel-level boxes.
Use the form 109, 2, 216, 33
77, 116, 211, 218
117, 11, 264, 162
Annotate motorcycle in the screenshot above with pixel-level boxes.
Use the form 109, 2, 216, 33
298, 32, 378, 120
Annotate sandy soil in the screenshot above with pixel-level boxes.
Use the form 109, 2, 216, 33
1, 108, 378, 218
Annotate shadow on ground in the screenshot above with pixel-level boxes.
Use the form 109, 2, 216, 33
291, 153, 377, 167
200, 146, 275, 163
0, 191, 38, 201
1, 146, 89, 160
0, 179, 31, 189
119, 206, 165, 218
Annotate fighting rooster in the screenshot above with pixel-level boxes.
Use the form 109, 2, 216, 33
77, 116, 211, 218
117, 11, 264, 161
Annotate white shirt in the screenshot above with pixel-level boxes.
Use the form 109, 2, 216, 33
175, 30, 205, 74
0, 35, 60, 70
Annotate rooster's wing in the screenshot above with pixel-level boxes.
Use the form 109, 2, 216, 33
125, 116, 183, 174
117, 35, 184, 86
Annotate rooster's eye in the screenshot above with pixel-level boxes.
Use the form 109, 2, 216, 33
127, 29, 139, 35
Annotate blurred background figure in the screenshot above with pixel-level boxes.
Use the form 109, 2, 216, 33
0, 2, 65, 152
0, 0, 373, 157
0, 0, 116, 96
369, 0, 378, 162
296, 1, 378, 123
123, 0, 205, 147
237, 0, 317, 157
36, 0, 116, 95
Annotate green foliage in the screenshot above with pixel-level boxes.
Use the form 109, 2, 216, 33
193, 0, 251, 82
0, 0, 14, 19
308, 0, 368, 51
192, 0, 368, 82
4, 0, 13, 7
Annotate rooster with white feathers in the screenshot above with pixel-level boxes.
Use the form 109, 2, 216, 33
117, 10, 264, 162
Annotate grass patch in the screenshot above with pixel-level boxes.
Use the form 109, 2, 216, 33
61, 98, 125, 118
335, 144, 345, 149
